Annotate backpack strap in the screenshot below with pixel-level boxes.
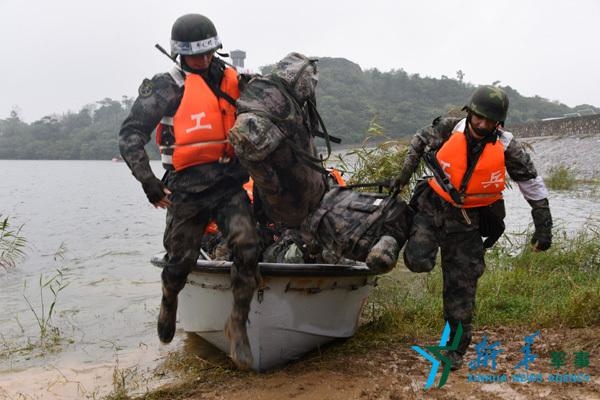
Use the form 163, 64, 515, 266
306, 207, 330, 236
347, 195, 396, 254
282, 136, 330, 175
171, 62, 238, 107
202, 72, 237, 107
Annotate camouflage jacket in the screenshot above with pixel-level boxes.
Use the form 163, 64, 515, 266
118, 58, 247, 193
396, 117, 549, 203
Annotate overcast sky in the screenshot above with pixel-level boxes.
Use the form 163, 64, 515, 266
1, 0, 599, 122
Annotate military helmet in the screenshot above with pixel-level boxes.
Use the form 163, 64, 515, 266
464, 86, 509, 123
170, 14, 222, 56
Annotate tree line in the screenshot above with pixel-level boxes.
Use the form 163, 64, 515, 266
314, 57, 599, 143
0, 97, 148, 160
1, 58, 597, 159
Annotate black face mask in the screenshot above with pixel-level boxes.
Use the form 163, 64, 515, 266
473, 126, 497, 137
467, 115, 498, 138
180, 56, 211, 75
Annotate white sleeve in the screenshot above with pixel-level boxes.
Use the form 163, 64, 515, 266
517, 176, 549, 201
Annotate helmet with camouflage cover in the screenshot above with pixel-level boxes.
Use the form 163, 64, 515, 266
170, 14, 222, 57
463, 86, 509, 123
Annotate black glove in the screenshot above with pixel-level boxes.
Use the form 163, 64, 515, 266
480, 200, 506, 250
528, 198, 552, 251
390, 176, 404, 194
141, 176, 167, 204
483, 237, 495, 249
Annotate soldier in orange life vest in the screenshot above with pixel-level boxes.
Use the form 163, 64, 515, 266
391, 86, 553, 370
118, 14, 259, 370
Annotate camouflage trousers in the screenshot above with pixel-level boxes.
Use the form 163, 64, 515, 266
161, 184, 260, 293
403, 182, 485, 356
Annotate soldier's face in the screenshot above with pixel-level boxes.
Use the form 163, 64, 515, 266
468, 113, 499, 139
184, 52, 214, 70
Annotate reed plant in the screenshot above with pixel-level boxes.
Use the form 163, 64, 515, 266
332, 119, 423, 199
22, 268, 68, 346
0, 215, 27, 269
545, 164, 577, 190
22, 245, 69, 347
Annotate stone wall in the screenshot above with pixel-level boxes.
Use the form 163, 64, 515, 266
508, 114, 600, 138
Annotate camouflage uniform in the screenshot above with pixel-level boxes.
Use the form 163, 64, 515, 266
119, 58, 260, 335
395, 116, 552, 358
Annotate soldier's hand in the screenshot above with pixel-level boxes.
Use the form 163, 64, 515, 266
531, 229, 552, 252
483, 237, 496, 250
141, 177, 172, 208
390, 177, 404, 194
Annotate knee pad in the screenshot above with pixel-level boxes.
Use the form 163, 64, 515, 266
161, 257, 194, 291
403, 248, 435, 273
234, 245, 260, 271
366, 235, 400, 274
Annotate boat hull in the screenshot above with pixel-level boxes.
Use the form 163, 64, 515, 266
152, 256, 377, 371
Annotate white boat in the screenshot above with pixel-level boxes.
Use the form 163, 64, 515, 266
151, 255, 377, 371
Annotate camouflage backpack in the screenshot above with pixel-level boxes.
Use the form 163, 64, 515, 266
301, 186, 411, 273
229, 52, 330, 228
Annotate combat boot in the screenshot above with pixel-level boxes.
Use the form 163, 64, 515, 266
446, 350, 464, 371
366, 235, 399, 274
157, 284, 179, 343
224, 308, 253, 370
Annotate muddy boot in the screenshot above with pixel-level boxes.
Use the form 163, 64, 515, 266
366, 235, 400, 274
446, 350, 464, 371
224, 308, 253, 370
157, 284, 179, 343
225, 261, 259, 370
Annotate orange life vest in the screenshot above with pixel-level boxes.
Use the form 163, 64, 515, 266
327, 168, 346, 186
157, 67, 239, 171
428, 120, 506, 208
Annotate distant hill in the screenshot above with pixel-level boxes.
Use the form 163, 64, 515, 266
1, 58, 597, 159
313, 57, 600, 143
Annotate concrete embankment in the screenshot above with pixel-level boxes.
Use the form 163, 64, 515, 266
508, 114, 600, 181
519, 135, 600, 181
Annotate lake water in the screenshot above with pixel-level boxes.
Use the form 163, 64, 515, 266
0, 160, 599, 398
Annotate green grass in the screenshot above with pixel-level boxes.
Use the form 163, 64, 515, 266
478, 228, 600, 328
361, 226, 600, 339
545, 164, 577, 190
